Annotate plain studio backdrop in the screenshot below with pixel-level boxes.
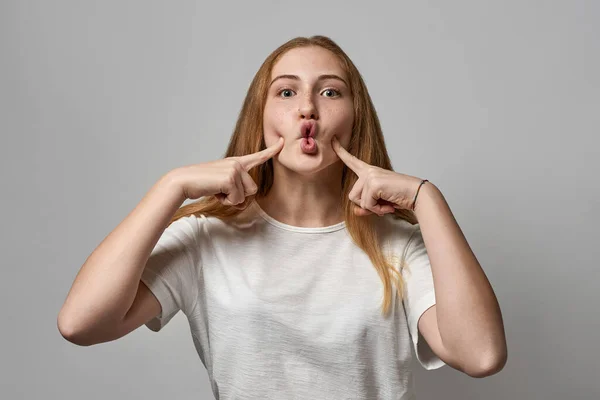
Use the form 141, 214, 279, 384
1, 1, 598, 399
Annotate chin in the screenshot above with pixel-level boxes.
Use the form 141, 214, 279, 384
275, 145, 337, 176
285, 163, 332, 176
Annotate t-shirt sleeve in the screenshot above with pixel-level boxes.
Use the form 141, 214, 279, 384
140, 214, 201, 332
401, 224, 446, 370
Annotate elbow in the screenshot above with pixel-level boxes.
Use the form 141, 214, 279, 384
57, 311, 96, 347
465, 350, 508, 378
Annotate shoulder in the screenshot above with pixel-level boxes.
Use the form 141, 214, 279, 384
375, 215, 426, 266
377, 214, 419, 243
171, 204, 264, 241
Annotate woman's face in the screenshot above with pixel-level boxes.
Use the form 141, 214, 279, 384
263, 46, 354, 175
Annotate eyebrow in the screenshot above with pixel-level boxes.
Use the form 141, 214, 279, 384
269, 74, 348, 88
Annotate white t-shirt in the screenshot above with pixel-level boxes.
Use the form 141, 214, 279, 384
141, 199, 445, 399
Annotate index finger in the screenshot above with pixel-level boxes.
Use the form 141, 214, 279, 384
238, 136, 284, 171
331, 135, 367, 174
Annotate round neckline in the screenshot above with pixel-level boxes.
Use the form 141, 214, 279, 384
251, 200, 346, 233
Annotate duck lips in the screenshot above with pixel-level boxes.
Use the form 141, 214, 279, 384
300, 136, 317, 154
300, 123, 318, 154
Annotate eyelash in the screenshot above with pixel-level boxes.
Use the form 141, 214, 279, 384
276, 87, 341, 98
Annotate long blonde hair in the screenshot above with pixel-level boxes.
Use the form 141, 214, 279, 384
171, 35, 418, 317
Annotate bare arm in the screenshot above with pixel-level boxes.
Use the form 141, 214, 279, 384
57, 171, 186, 345
57, 138, 285, 346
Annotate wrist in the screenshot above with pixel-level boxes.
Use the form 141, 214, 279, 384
413, 181, 440, 214
158, 169, 187, 202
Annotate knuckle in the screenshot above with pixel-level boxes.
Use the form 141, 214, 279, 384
231, 159, 244, 171
226, 172, 237, 186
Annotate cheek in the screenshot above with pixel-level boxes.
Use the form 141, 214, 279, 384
263, 105, 292, 146
264, 104, 293, 134
325, 106, 354, 132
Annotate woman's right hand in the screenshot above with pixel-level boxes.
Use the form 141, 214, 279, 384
171, 137, 284, 207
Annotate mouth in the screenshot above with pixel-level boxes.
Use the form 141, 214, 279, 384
300, 121, 316, 139
299, 121, 318, 154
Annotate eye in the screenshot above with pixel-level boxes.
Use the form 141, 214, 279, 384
321, 88, 341, 98
277, 88, 296, 98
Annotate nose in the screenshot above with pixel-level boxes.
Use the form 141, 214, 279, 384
298, 95, 318, 120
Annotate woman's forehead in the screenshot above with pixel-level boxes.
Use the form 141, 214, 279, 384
271, 46, 347, 81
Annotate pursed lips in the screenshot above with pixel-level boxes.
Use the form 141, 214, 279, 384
300, 121, 316, 138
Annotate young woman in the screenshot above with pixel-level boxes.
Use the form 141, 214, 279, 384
58, 35, 507, 399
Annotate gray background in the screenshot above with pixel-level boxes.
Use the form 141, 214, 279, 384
2, 0, 598, 399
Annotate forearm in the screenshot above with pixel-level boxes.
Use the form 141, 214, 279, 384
58, 171, 186, 335
414, 183, 507, 369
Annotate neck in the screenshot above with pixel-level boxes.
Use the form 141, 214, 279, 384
256, 160, 345, 228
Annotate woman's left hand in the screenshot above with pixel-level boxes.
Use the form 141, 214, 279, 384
331, 135, 424, 216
